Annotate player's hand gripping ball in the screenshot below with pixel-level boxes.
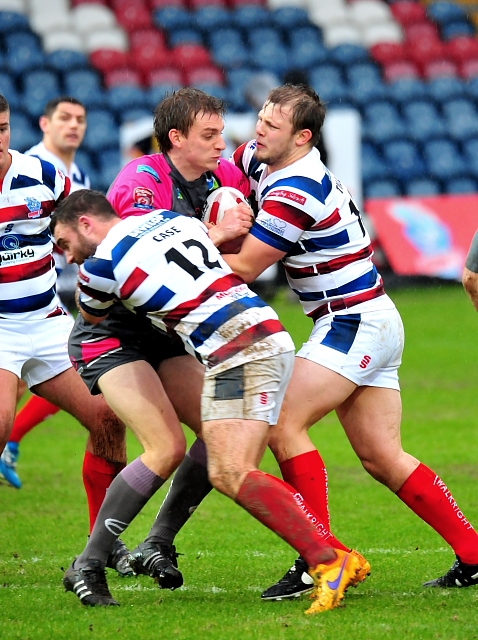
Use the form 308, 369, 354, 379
201, 186, 249, 225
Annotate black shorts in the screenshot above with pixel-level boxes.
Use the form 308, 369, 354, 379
68, 305, 188, 395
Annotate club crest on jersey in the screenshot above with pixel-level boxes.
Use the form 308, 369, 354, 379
133, 187, 154, 210
269, 189, 306, 205
25, 197, 42, 218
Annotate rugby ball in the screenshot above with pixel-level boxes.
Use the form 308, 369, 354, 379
201, 187, 248, 225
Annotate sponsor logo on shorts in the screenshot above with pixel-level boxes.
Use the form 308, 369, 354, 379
260, 392, 268, 405
269, 189, 306, 205
359, 355, 371, 369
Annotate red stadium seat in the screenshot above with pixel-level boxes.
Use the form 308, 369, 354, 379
408, 38, 446, 73
390, 1, 427, 27
370, 42, 410, 66
405, 21, 440, 43
189, 0, 225, 8
460, 58, 478, 78
129, 28, 167, 51
184, 65, 224, 86
446, 36, 478, 65
383, 60, 420, 82
170, 44, 212, 72
90, 48, 130, 74
72, 0, 109, 5
422, 58, 458, 80
149, 0, 187, 8
229, 0, 265, 6
147, 67, 183, 87
104, 67, 142, 88
130, 44, 173, 82
115, 3, 153, 32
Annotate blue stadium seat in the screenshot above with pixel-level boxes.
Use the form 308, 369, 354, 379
348, 76, 388, 110
9, 112, 38, 153
5, 44, 46, 76
287, 25, 323, 48
310, 66, 349, 106
445, 111, 478, 143
388, 78, 429, 106
232, 5, 271, 30
23, 69, 61, 95
441, 21, 475, 40
402, 100, 447, 142
248, 27, 283, 49
288, 40, 328, 71
445, 177, 478, 194
47, 50, 90, 74
363, 114, 408, 146
361, 142, 391, 182
5, 31, 42, 51
212, 41, 250, 70
0, 11, 30, 35
383, 140, 426, 182
168, 28, 204, 48
154, 6, 193, 31
365, 179, 401, 199
0, 72, 20, 108
462, 138, 478, 162
363, 100, 401, 124
271, 7, 311, 31
405, 178, 441, 196
148, 83, 183, 109
427, 1, 467, 26
192, 83, 227, 100
427, 77, 466, 103
250, 42, 288, 76
119, 108, 153, 124
423, 138, 466, 180
74, 149, 97, 179
442, 97, 477, 118
108, 85, 147, 116
208, 27, 244, 50
195, 6, 231, 32
329, 44, 370, 67
346, 61, 382, 85
83, 109, 120, 152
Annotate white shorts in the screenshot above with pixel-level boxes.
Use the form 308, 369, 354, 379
0, 314, 74, 388
201, 351, 295, 424
297, 301, 404, 389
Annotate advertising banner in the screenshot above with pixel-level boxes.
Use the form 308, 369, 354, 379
365, 195, 478, 280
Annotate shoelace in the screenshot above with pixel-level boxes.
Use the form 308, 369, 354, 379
83, 566, 113, 598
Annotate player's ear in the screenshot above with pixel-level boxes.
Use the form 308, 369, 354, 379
296, 128, 313, 147
39, 115, 49, 133
169, 128, 181, 148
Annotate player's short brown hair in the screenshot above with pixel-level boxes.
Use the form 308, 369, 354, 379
44, 96, 87, 118
153, 87, 226, 152
0, 94, 10, 114
51, 189, 118, 233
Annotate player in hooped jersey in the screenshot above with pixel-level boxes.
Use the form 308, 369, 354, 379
53, 189, 363, 612
0, 95, 126, 530
224, 84, 478, 599
1, 97, 91, 490
66, 88, 254, 578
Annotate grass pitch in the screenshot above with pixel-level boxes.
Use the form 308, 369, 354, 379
1, 283, 478, 640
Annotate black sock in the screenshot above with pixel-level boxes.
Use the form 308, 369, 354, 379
147, 439, 212, 546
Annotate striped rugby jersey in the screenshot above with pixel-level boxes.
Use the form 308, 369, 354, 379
26, 142, 90, 192
78, 210, 294, 374
0, 150, 70, 319
232, 141, 387, 321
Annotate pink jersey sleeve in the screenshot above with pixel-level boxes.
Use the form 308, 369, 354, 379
107, 156, 174, 219
216, 157, 250, 198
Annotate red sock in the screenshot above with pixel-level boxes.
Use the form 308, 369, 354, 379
280, 451, 350, 552
82, 451, 126, 533
397, 463, 478, 564
10, 396, 60, 443
236, 470, 336, 568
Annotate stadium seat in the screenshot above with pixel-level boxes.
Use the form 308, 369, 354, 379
43, 31, 85, 54
130, 44, 172, 80
185, 65, 224, 86
82, 108, 120, 152
427, 76, 466, 102
363, 114, 408, 146
383, 60, 420, 82
383, 139, 426, 182
47, 49, 90, 72
288, 40, 328, 70
170, 43, 212, 72
250, 41, 289, 76
189, 0, 224, 8
22, 68, 61, 95
63, 68, 105, 107
345, 61, 381, 84
391, 1, 428, 28
404, 21, 440, 43
444, 111, 478, 143
427, 1, 467, 26
349, 0, 392, 27
370, 42, 409, 66
90, 49, 130, 75
0, 0, 27, 12
446, 36, 478, 65
9, 111, 38, 152
422, 138, 466, 180
147, 67, 183, 87
361, 21, 404, 48
323, 23, 363, 48
148, 83, 183, 108
211, 41, 249, 70
465, 77, 478, 102
168, 28, 203, 48
421, 58, 458, 80
247, 27, 283, 49
5, 45, 46, 76
349, 76, 388, 109
108, 85, 147, 116
0, 72, 20, 108
365, 178, 401, 198
71, 4, 116, 35
402, 100, 447, 142
445, 177, 478, 194
408, 38, 446, 73
441, 21, 476, 40
195, 5, 231, 32
0, 9, 29, 34
461, 59, 478, 79
309, 3, 349, 29
29, 7, 71, 35
232, 4, 271, 30
115, 3, 153, 32
104, 68, 142, 89
405, 177, 441, 196
361, 141, 391, 182
208, 27, 244, 50
84, 28, 129, 54
388, 77, 429, 105
287, 24, 323, 47
271, 6, 311, 30
129, 28, 166, 51
191, 83, 227, 100
154, 6, 193, 31
150, 0, 186, 8
329, 43, 370, 67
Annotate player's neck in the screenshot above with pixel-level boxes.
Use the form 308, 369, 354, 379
0, 152, 12, 181
266, 145, 311, 175
167, 151, 202, 182
43, 140, 74, 171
